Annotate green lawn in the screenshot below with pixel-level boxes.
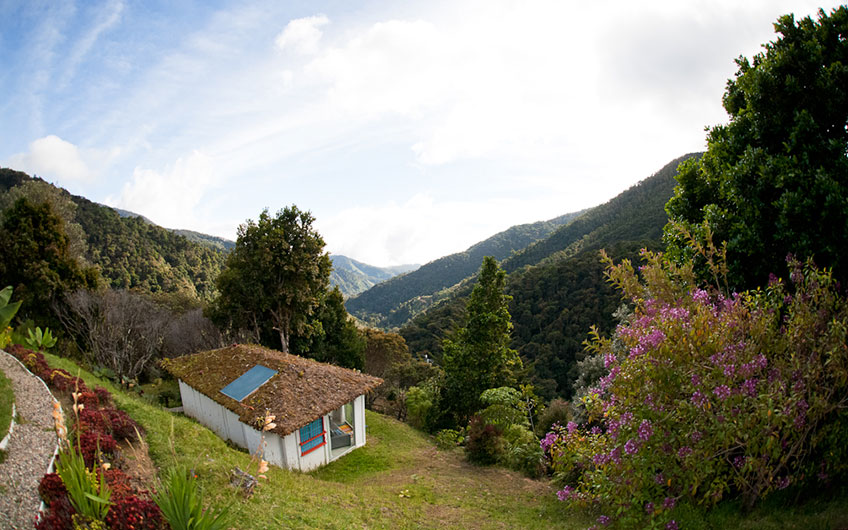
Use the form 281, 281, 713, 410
42, 353, 848, 530
0, 368, 13, 442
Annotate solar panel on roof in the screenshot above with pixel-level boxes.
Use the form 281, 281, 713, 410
220, 365, 278, 401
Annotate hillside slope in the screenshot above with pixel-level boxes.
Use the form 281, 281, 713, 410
0, 168, 226, 299
345, 211, 584, 328
401, 154, 700, 398
330, 255, 419, 298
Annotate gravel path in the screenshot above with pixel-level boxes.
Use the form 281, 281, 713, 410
0, 350, 58, 530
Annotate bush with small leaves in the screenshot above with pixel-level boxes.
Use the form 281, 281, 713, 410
105, 495, 166, 530
465, 416, 505, 465
38, 473, 67, 505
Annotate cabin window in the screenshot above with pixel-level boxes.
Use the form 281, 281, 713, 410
299, 418, 325, 456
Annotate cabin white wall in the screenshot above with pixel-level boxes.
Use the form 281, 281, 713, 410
353, 394, 366, 448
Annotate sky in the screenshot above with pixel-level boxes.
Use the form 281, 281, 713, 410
0, 0, 840, 267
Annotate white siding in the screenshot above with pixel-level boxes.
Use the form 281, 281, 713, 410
353, 394, 366, 449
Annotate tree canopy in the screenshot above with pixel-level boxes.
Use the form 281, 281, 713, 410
664, 7, 848, 289
210, 206, 332, 353
440, 256, 522, 426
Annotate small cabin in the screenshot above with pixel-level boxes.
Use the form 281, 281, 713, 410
163, 344, 382, 471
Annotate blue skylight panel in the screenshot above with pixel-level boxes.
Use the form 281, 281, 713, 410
220, 365, 277, 401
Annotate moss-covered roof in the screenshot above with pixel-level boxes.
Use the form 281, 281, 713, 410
162, 344, 382, 436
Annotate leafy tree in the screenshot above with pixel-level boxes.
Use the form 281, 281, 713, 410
0, 198, 98, 325
210, 206, 331, 353
291, 286, 365, 369
440, 256, 522, 426
665, 7, 848, 289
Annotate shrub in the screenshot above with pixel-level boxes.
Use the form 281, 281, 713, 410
105, 495, 165, 530
547, 248, 848, 527
535, 398, 571, 437
104, 468, 136, 501
35, 496, 75, 530
79, 408, 142, 442
77, 430, 118, 467
465, 416, 505, 465
38, 473, 67, 505
435, 429, 464, 450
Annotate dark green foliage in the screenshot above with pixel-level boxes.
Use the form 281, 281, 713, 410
440, 257, 521, 426
0, 198, 98, 325
210, 206, 332, 353
665, 7, 848, 289
535, 398, 572, 437
0, 169, 227, 301
345, 212, 583, 327
291, 287, 365, 369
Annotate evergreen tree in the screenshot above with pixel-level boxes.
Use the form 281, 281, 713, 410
440, 256, 522, 426
0, 198, 98, 325
665, 7, 848, 289
291, 286, 366, 369
210, 206, 331, 353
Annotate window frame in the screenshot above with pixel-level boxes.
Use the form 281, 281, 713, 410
299, 417, 326, 456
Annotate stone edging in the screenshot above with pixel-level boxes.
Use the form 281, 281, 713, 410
0, 349, 62, 524
0, 402, 16, 450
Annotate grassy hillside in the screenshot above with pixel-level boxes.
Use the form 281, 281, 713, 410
43, 353, 587, 529
345, 211, 584, 328
41, 352, 848, 530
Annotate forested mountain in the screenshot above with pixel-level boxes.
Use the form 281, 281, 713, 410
0, 168, 226, 299
401, 154, 700, 399
345, 210, 585, 328
329, 255, 419, 298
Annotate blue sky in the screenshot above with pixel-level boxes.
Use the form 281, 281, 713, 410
0, 0, 839, 266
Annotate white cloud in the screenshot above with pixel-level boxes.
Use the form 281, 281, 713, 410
5, 135, 98, 182
104, 151, 218, 229
275, 15, 329, 55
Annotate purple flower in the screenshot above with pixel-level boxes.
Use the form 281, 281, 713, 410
638, 419, 654, 441
566, 421, 578, 434
666, 520, 679, 530
654, 472, 664, 485
593, 452, 610, 466
741, 378, 758, 397
690, 374, 701, 387
692, 288, 710, 305
624, 438, 640, 455
677, 446, 693, 459
768, 273, 779, 287
540, 432, 557, 451
609, 447, 622, 464
598, 515, 611, 526
645, 502, 654, 514
620, 412, 634, 425
733, 456, 747, 468
691, 391, 708, 407
776, 476, 791, 490
643, 329, 666, 349
604, 353, 616, 369
556, 485, 574, 501
590, 426, 602, 435
690, 430, 703, 443
713, 385, 731, 400
663, 496, 676, 509
723, 364, 736, 378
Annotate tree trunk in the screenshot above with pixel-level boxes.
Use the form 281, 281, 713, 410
279, 328, 289, 354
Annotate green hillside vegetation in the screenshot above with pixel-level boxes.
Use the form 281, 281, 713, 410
401, 155, 695, 399
0, 168, 227, 300
170, 229, 235, 251
345, 211, 584, 328
329, 255, 419, 298
42, 352, 586, 530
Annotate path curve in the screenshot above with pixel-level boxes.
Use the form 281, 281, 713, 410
0, 350, 59, 529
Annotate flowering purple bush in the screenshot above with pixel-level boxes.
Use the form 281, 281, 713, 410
547, 249, 848, 527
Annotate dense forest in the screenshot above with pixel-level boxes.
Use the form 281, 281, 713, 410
0, 169, 227, 300
345, 210, 584, 327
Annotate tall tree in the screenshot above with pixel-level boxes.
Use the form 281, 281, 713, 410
290, 286, 366, 369
210, 206, 331, 353
664, 7, 848, 289
0, 198, 98, 325
440, 256, 522, 426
